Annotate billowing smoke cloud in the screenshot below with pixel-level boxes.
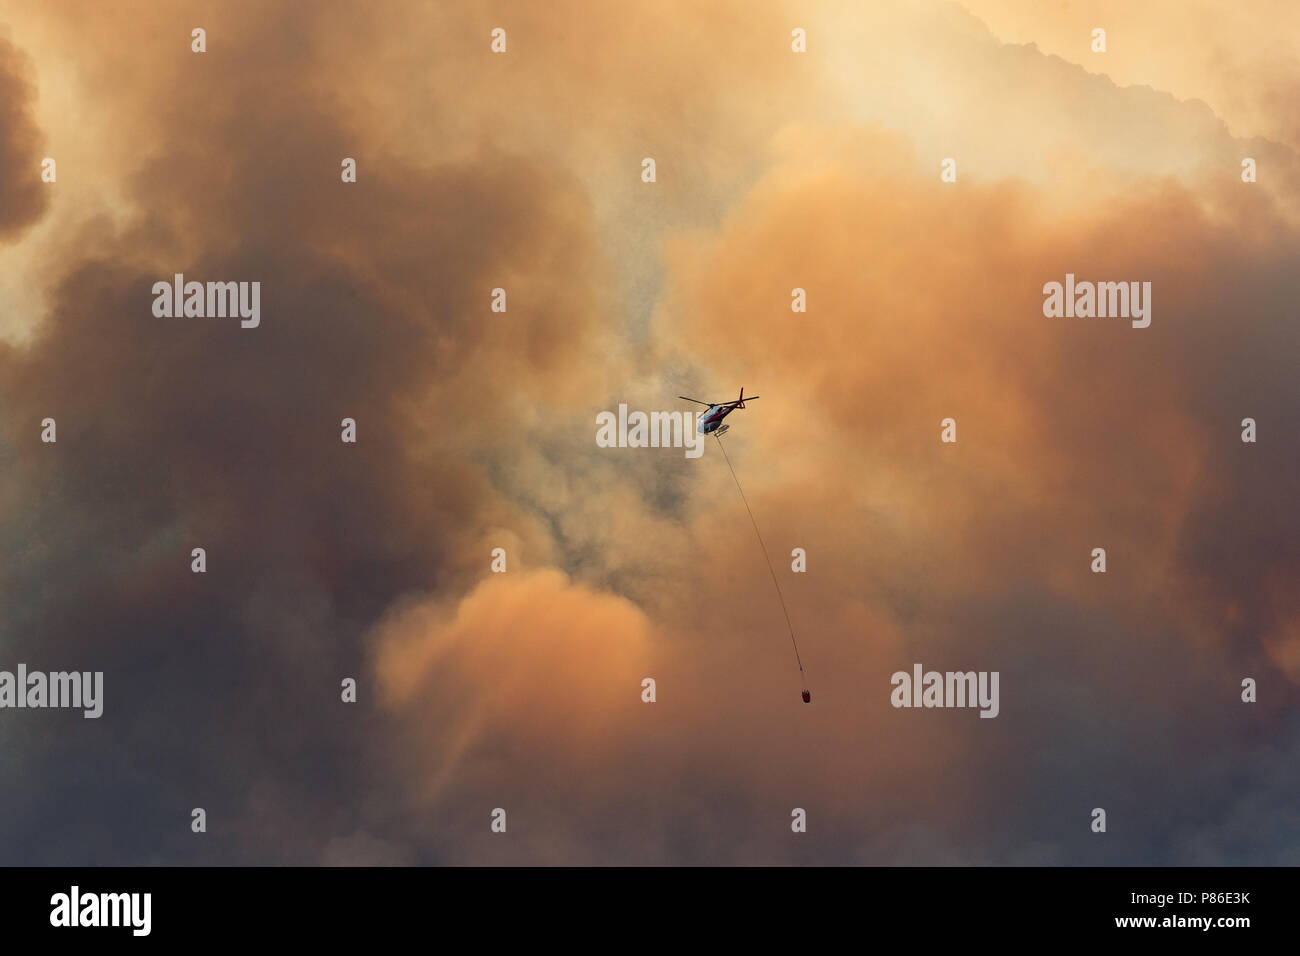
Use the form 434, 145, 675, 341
0, 0, 1295, 865
0, 33, 48, 240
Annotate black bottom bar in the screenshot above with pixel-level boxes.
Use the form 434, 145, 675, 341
1, 866, 1281, 943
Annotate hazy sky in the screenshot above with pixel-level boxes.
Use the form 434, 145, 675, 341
0, 0, 1296, 865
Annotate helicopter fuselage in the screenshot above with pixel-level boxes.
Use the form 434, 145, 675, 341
697, 404, 736, 434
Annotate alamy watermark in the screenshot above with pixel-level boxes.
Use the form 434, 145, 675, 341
891, 663, 999, 718
50, 886, 150, 936
0, 664, 103, 718
152, 273, 260, 328
1043, 273, 1151, 328
596, 404, 704, 458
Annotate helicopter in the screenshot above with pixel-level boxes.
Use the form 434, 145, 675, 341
680, 385, 810, 702
677, 387, 759, 438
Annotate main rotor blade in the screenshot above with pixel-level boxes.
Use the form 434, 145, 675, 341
678, 396, 714, 405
